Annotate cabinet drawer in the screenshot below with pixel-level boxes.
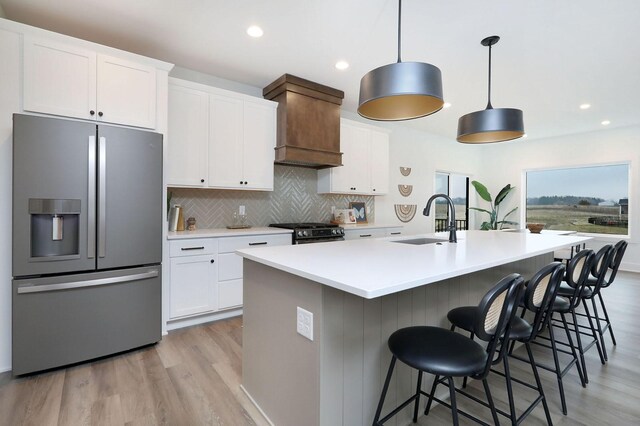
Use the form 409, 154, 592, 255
219, 279, 243, 310
218, 233, 291, 253
218, 252, 243, 281
170, 239, 217, 257
344, 229, 386, 240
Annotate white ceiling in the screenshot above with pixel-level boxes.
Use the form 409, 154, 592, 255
2, 0, 639, 142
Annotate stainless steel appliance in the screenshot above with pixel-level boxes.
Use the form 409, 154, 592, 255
269, 222, 344, 244
12, 114, 163, 375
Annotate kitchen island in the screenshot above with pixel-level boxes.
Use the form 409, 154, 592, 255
236, 230, 590, 426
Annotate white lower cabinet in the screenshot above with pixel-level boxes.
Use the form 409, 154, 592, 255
168, 232, 291, 327
343, 226, 403, 240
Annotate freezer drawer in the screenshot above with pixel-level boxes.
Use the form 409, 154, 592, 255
12, 266, 161, 375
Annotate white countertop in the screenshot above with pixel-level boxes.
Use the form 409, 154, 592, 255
168, 227, 293, 240
236, 230, 591, 299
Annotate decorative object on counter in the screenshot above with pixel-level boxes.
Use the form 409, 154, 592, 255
399, 167, 412, 176
168, 205, 182, 231
526, 223, 545, 233
358, 0, 443, 121
176, 205, 185, 231
349, 202, 368, 223
167, 191, 173, 215
394, 204, 417, 223
470, 180, 518, 230
457, 35, 525, 144
186, 217, 196, 231
332, 209, 357, 224
227, 211, 251, 229
398, 184, 413, 197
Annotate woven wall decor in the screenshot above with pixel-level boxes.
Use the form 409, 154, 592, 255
394, 204, 417, 223
398, 184, 413, 197
399, 167, 412, 176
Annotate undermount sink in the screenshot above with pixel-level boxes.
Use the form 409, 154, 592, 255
392, 237, 448, 246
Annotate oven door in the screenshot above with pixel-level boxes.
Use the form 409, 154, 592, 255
295, 237, 345, 245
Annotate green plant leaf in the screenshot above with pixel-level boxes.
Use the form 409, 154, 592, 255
469, 207, 492, 215
480, 222, 492, 230
471, 180, 492, 202
495, 184, 514, 206
502, 206, 518, 220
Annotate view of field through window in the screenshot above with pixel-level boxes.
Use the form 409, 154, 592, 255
526, 164, 629, 235
435, 172, 468, 231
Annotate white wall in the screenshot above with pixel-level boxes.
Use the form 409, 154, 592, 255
170, 66, 262, 97
479, 126, 640, 271
0, 29, 22, 372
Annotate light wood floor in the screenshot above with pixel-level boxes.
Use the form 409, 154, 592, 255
1, 272, 639, 426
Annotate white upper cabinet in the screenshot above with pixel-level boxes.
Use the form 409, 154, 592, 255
167, 78, 276, 191
23, 36, 157, 129
168, 83, 209, 186
318, 118, 390, 195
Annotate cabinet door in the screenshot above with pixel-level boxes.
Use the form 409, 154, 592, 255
331, 122, 369, 193
170, 254, 217, 318
242, 101, 275, 190
168, 84, 209, 186
96, 54, 157, 129
343, 228, 386, 240
23, 36, 96, 121
370, 130, 389, 194
208, 94, 243, 188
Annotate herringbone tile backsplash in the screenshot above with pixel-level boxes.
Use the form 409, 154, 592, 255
169, 165, 374, 229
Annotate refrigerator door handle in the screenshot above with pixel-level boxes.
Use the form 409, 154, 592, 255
17, 270, 159, 294
98, 136, 107, 258
87, 136, 96, 259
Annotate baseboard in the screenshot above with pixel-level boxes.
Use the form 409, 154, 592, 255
0, 366, 11, 374
166, 308, 242, 331
240, 384, 275, 426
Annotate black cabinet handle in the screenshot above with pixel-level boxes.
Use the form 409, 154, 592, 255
90, 110, 95, 116
390, 232, 401, 235
248, 242, 267, 246
210, 259, 215, 263
360, 234, 372, 238
373, 188, 376, 192
98, 111, 104, 117
240, 181, 243, 184
181, 246, 204, 251
244, 181, 248, 185
200, 179, 205, 183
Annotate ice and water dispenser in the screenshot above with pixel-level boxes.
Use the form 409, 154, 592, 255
29, 198, 81, 259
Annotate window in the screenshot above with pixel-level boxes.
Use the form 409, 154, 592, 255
434, 172, 469, 231
525, 164, 629, 235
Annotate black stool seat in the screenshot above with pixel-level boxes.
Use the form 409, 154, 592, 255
389, 326, 487, 377
557, 282, 592, 298
505, 316, 532, 340
552, 295, 571, 312
446, 306, 477, 332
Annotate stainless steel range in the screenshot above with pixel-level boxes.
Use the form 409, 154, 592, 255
269, 222, 345, 244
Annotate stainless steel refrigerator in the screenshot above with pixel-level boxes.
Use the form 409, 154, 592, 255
12, 114, 163, 375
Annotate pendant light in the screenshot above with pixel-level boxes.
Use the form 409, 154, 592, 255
357, 0, 443, 121
457, 36, 524, 143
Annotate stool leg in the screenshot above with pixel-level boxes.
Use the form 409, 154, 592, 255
560, 313, 585, 387
569, 309, 589, 384
373, 356, 396, 426
424, 374, 440, 415
526, 342, 553, 426
502, 353, 517, 424
590, 297, 608, 361
598, 292, 616, 345
582, 300, 606, 365
413, 371, 423, 423
548, 319, 568, 415
462, 331, 474, 389
447, 377, 460, 426
482, 378, 500, 426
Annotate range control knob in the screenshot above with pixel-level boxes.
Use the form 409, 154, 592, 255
297, 231, 304, 237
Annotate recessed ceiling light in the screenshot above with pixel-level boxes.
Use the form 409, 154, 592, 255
443, 102, 452, 108
579, 103, 591, 110
335, 61, 349, 70
601, 120, 611, 126
247, 25, 264, 38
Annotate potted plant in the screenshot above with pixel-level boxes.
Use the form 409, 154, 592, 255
470, 180, 518, 230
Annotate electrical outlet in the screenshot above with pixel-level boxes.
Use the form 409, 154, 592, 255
239, 205, 245, 215
296, 306, 314, 341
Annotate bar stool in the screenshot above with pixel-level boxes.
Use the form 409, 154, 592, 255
525, 249, 593, 415
372, 273, 524, 426
582, 240, 628, 352
555, 244, 615, 363
448, 262, 565, 425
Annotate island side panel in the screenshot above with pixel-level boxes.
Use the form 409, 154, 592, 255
319, 253, 552, 426
242, 260, 323, 426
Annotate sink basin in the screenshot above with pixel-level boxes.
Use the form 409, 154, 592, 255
392, 237, 448, 245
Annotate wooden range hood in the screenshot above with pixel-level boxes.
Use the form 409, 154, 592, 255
263, 74, 344, 169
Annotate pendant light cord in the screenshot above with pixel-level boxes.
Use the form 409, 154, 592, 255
397, 0, 402, 63
486, 43, 493, 109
